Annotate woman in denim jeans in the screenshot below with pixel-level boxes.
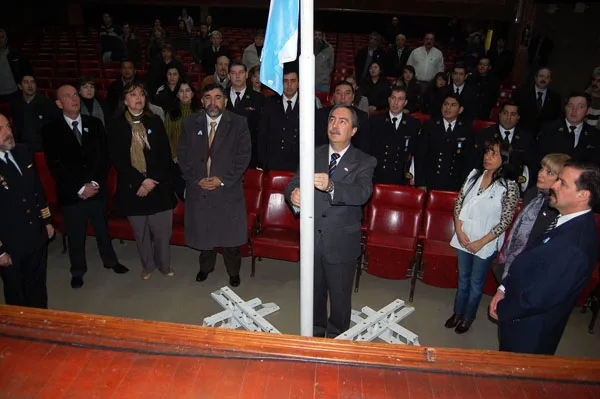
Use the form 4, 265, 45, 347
446, 138, 520, 333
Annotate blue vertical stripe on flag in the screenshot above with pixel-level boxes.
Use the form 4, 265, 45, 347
260, 0, 299, 95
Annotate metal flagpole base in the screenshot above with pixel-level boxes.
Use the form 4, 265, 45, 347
202, 286, 281, 334
335, 299, 419, 345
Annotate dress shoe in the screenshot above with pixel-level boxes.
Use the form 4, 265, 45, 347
444, 313, 461, 328
196, 268, 214, 282
105, 263, 130, 274
71, 277, 84, 289
141, 270, 152, 280
455, 320, 472, 334
229, 275, 241, 287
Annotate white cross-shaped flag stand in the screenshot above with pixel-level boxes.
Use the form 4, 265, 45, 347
335, 299, 419, 345
202, 286, 281, 334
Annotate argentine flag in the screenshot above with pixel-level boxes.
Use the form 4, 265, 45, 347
260, 0, 299, 95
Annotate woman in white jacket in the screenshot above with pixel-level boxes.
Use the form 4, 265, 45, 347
446, 137, 520, 334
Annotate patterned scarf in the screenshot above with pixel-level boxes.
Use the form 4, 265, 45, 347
498, 190, 547, 279
125, 111, 151, 174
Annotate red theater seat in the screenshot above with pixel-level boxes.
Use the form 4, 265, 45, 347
240, 169, 264, 257
472, 120, 495, 134
362, 185, 426, 299
418, 190, 459, 289
171, 200, 186, 246
250, 171, 299, 276
411, 112, 431, 126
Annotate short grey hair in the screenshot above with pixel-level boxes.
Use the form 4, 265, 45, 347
328, 104, 359, 129
211, 30, 222, 39
396, 34, 406, 41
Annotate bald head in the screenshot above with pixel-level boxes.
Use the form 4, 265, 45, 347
55, 85, 81, 118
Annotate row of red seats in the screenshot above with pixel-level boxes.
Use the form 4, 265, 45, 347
32, 153, 597, 305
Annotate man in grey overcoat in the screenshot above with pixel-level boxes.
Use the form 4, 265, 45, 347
178, 83, 251, 287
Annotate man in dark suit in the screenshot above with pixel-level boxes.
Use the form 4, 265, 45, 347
10, 74, 59, 153
476, 101, 534, 191
416, 94, 475, 191
106, 59, 142, 117
536, 92, 600, 171
201, 31, 232, 77
370, 86, 420, 185
225, 61, 264, 168
42, 85, 128, 289
178, 84, 251, 287
0, 113, 54, 308
490, 161, 600, 355
387, 34, 411, 78
515, 67, 561, 135
354, 33, 387, 81
467, 56, 500, 121
315, 80, 370, 154
258, 68, 302, 171
285, 105, 376, 338
430, 63, 477, 121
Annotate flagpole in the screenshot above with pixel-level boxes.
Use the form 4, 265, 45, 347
298, 0, 315, 336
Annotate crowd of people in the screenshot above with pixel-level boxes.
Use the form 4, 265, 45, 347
0, 12, 599, 356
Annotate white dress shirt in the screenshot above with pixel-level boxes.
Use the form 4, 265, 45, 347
206, 113, 224, 134
535, 86, 547, 106
406, 46, 445, 82
0, 149, 22, 175
230, 87, 247, 106
499, 126, 515, 143
556, 209, 591, 228
389, 111, 403, 129
443, 119, 457, 132
63, 114, 99, 194
283, 92, 298, 112
453, 84, 465, 96
565, 120, 584, 148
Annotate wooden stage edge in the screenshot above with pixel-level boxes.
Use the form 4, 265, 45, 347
0, 305, 599, 384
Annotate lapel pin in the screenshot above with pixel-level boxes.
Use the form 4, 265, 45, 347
344, 167, 349, 172
83, 127, 89, 133
38, 115, 43, 119
147, 129, 152, 134
197, 130, 203, 136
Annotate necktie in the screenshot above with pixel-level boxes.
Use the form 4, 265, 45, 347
392, 117, 398, 130
328, 153, 340, 177
569, 125, 577, 148
207, 121, 217, 176
286, 100, 293, 115
3, 152, 21, 176
544, 214, 559, 236
446, 123, 453, 134
536, 92, 543, 112
504, 130, 511, 143
72, 120, 81, 145
455, 88, 460, 96
234, 91, 241, 108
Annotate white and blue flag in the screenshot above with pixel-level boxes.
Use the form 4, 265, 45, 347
260, 0, 299, 95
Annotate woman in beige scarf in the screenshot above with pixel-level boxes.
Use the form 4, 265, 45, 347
107, 82, 177, 280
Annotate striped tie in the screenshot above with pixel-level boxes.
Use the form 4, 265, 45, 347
329, 153, 340, 177
544, 214, 559, 236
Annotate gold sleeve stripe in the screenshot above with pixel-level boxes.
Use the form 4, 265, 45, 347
40, 207, 51, 218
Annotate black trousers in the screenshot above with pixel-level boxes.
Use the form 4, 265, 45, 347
313, 237, 356, 338
199, 247, 241, 276
0, 246, 48, 309
62, 198, 118, 277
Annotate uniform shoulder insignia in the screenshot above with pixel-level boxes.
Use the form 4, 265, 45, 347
559, 127, 564, 132
458, 121, 463, 126
402, 120, 406, 125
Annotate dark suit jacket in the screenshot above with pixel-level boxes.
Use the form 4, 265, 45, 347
258, 95, 302, 171
41, 114, 110, 206
226, 88, 264, 168
315, 105, 371, 154
467, 73, 500, 121
285, 145, 376, 264
515, 86, 561, 135
10, 94, 60, 153
370, 112, 420, 185
498, 211, 598, 354
354, 47, 388, 80
107, 113, 176, 216
0, 144, 51, 258
387, 46, 411, 78
536, 120, 600, 168
521, 187, 558, 248
476, 125, 534, 188
178, 110, 251, 249
201, 45, 232, 76
415, 117, 475, 191
430, 84, 478, 121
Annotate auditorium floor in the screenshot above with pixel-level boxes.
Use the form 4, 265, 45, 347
5, 238, 600, 359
